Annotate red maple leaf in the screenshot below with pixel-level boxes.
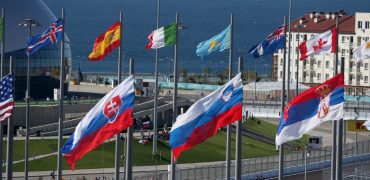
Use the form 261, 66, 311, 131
313, 38, 327, 51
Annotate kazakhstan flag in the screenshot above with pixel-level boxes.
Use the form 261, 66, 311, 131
196, 24, 231, 59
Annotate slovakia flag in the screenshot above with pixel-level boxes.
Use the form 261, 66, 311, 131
61, 75, 134, 170
298, 27, 337, 60
276, 74, 344, 146
170, 73, 242, 161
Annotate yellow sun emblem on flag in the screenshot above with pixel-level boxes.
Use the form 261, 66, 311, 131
209, 40, 218, 50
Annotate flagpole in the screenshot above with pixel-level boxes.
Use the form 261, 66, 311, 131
335, 14, 343, 180
235, 57, 243, 180
170, 12, 179, 180
225, 13, 233, 180
152, 0, 161, 156
125, 58, 134, 180
278, 16, 288, 180
6, 56, 13, 180
286, 0, 292, 101
115, 11, 123, 180
57, 8, 65, 180
0, 8, 4, 180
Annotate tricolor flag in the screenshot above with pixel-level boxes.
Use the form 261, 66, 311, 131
298, 28, 337, 60
61, 75, 134, 170
27, 18, 63, 56
145, 23, 177, 49
88, 22, 121, 61
353, 41, 370, 61
170, 73, 242, 161
196, 24, 231, 59
276, 73, 344, 146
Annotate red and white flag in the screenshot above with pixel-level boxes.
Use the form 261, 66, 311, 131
298, 28, 337, 60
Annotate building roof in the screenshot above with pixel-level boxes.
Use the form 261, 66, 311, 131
289, 11, 355, 34
243, 81, 310, 92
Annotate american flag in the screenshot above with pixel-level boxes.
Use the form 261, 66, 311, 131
0, 73, 14, 122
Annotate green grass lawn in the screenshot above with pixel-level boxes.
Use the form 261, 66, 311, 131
11, 131, 278, 172
3, 139, 58, 161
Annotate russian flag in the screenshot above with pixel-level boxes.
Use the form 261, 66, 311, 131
61, 75, 134, 170
170, 73, 243, 161
275, 73, 344, 146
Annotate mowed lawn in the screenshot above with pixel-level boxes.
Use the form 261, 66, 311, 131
11, 131, 278, 172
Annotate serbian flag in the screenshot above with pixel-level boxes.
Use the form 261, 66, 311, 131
276, 73, 344, 146
298, 27, 337, 60
88, 22, 121, 61
61, 75, 134, 170
170, 73, 242, 161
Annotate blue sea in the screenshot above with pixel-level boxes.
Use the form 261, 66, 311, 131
44, 0, 370, 75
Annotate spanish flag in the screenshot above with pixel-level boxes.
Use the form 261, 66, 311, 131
88, 22, 121, 61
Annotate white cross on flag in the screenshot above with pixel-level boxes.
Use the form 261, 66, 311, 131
298, 27, 337, 61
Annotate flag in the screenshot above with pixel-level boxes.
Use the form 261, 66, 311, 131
145, 23, 177, 49
0, 73, 14, 122
0, 16, 4, 42
353, 41, 370, 61
170, 73, 242, 161
363, 120, 370, 130
195, 24, 231, 59
88, 22, 121, 61
298, 28, 337, 61
275, 73, 344, 146
61, 75, 134, 170
27, 18, 63, 56
249, 26, 285, 58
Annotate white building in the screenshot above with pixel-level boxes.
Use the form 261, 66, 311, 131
272, 11, 370, 95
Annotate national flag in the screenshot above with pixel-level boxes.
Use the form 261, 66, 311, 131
196, 24, 231, 59
298, 28, 337, 61
249, 26, 285, 58
275, 73, 344, 146
353, 41, 370, 61
88, 22, 121, 61
0, 16, 4, 42
170, 73, 242, 161
27, 18, 63, 56
61, 75, 134, 170
145, 23, 177, 49
0, 73, 14, 122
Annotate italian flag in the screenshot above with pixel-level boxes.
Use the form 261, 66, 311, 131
145, 23, 177, 49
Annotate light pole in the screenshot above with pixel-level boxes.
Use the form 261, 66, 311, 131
294, 23, 306, 96
304, 145, 311, 180
18, 19, 41, 180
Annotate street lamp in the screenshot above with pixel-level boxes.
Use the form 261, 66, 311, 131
18, 18, 41, 180
294, 23, 306, 96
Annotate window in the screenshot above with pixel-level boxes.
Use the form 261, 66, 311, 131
341, 49, 345, 56
366, 21, 370, 29
326, 74, 329, 80
366, 76, 369, 83
342, 36, 345, 43
303, 34, 307, 41
326, 61, 330, 68
350, 36, 354, 43
280, 58, 283, 65
280, 71, 282, 77
350, 61, 353, 69
350, 48, 354, 56
358, 21, 363, 29
318, 61, 321, 68
317, 73, 321, 81
295, 59, 298, 66
296, 34, 299, 41
365, 63, 369, 70
366, 37, 370, 42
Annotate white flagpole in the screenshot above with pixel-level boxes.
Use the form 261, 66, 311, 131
0, 8, 4, 180
287, 0, 292, 101
235, 57, 243, 180
6, 56, 13, 180
57, 8, 65, 180
170, 12, 179, 180
226, 13, 233, 180
278, 16, 288, 180
153, 0, 160, 156
125, 58, 134, 180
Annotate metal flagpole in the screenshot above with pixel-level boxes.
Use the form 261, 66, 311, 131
57, 8, 65, 180
125, 58, 134, 180
6, 56, 13, 180
278, 16, 288, 180
115, 11, 123, 180
287, 0, 292, 101
235, 57, 243, 180
153, 0, 160, 156
331, 15, 339, 180
335, 14, 343, 179
0, 8, 4, 180
170, 12, 179, 180
226, 13, 233, 180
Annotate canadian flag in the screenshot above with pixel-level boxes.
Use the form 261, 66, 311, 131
298, 28, 337, 60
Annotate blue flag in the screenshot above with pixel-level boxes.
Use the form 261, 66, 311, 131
249, 26, 285, 58
196, 24, 231, 59
27, 18, 63, 56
